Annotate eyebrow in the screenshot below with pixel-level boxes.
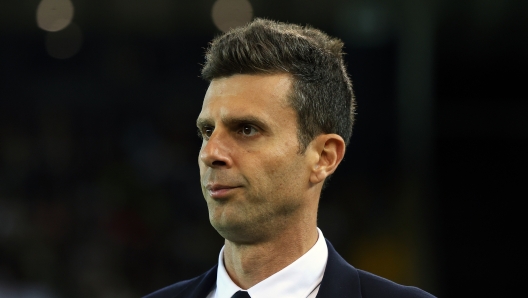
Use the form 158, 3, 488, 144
196, 115, 270, 131
196, 117, 212, 129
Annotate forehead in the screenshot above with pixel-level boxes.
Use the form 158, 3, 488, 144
198, 74, 295, 124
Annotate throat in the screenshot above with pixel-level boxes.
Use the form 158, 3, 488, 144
222, 227, 318, 289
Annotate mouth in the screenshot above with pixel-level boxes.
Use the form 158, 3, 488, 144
206, 184, 240, 199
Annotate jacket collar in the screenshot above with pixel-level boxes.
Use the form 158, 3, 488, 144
177, 265, 217, 298
175, 239, 361, 298
316, 239, 362, 298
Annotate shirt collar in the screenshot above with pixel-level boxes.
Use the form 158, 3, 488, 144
214, 228, 328, 298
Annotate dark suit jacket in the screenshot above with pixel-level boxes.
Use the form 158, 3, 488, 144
144, 240, 435, 298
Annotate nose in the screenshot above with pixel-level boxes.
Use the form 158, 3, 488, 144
199, 130, 232, 168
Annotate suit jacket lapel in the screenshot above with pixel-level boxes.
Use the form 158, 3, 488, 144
176, 265, 217, 298
316, 239, 362, 298
176, 240, 361, 298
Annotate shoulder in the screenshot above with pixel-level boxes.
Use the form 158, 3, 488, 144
143, 276, 201, 298
357, 269, 436, 298
321, 239, 436, 298
143, 266, 217, 298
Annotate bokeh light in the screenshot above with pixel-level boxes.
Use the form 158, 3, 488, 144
335, 2, 392, 47
212, 0, 253, 32
45, 23, 83, 59
36, 0, 74, 32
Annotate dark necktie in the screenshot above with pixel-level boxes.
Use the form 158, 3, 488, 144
231, 290, 251, 298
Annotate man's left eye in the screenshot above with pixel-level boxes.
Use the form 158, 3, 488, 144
241, 125, 258, 136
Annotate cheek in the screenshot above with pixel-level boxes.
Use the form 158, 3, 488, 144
198, 161, 205, 174
198, 146, 207, 169
198, 161, 209, 182
262, 152, 305, 187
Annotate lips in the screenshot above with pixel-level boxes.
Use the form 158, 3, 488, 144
205, 184, 240, 199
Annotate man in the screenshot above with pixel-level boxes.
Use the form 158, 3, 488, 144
145, 18, 435, 298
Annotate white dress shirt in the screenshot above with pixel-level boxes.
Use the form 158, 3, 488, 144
206, 228, 328, 298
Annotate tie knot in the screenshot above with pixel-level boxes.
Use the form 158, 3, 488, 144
231, 290, 251, 298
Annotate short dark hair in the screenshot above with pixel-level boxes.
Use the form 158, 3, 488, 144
201, 18, 356, 152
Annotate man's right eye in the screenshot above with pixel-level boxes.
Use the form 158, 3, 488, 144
198, 126, 214, 139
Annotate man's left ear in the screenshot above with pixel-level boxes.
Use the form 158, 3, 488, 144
309, 134, 346, 184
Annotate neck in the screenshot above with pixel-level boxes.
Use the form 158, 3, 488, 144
222, 223, 319, 289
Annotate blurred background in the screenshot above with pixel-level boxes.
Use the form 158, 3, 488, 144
0, 0, 526, 297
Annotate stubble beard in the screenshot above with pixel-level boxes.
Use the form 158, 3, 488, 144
208, 192, 303, 245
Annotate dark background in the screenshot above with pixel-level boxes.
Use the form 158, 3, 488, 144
1, 0, 527, 297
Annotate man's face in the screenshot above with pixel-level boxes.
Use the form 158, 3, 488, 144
197, 74, 312, 243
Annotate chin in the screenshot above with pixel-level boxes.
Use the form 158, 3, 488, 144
210, 218, 261, 244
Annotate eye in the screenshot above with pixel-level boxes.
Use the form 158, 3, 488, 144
198, 126, 214, 139
204, 127, 214, 137
240, 125, 258, 136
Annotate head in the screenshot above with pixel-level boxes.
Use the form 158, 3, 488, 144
197, 19, 355, 243
202, 18, 356, 152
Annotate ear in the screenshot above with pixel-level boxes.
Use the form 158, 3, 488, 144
309, 134, 346, 184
